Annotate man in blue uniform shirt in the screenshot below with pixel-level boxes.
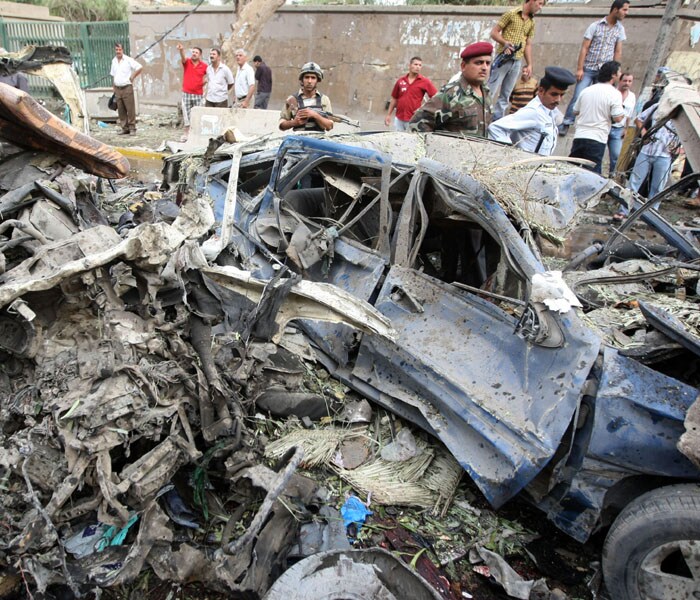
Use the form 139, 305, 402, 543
488, 66, 576, 155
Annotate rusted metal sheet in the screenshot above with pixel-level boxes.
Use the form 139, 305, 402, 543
0, 82, 128, 178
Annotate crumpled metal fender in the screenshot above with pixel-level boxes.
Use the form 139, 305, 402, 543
588, 347, 700, 477
0, 197, 215, 308
201, 264, 396, 344
534, 347, 700, 541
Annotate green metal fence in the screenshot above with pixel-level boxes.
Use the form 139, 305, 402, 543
0, 19, 129, 94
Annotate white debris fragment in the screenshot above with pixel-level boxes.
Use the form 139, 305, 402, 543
531, 271, 582, 314
380, 427, 420, 462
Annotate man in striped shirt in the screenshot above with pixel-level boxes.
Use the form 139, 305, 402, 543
508, 67, 538, 114
559, 0, 629, 136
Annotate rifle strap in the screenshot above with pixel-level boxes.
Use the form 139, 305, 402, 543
534, 132, 546, 154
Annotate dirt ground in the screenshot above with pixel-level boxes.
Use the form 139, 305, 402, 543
90, 112, 183, 155
96, 480, 602, 600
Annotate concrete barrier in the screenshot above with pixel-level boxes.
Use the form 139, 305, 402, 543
184, 106, 358, 150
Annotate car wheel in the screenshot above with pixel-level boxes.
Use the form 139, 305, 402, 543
602, 483, 700, 600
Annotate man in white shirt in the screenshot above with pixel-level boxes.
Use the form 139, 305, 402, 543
110, 43, 142, 135
205, 48, 234, 108
488, 66, 576, 155
569, 60, 624, 174
233, 48, 256, 108
607, 72, 635, 175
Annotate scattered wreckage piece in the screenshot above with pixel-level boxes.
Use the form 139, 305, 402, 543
680, 398, 700, 470
0, 179, 433, 597
265, 423, 462, 510
263, 548, 443, 600
201, 265, 395, 343
643, 75, 700, 173
0, 45, 89, 133
474, 547, 556, 600
0, 83, 126, 178
638, 300, 700, 357
0, 45, 72, 81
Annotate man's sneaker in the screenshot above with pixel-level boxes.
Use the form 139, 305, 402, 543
558, 123, 569, 136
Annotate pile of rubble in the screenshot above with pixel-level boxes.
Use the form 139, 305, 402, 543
0, 95, 491, 599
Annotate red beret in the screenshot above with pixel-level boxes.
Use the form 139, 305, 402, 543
460, 42, 494, 60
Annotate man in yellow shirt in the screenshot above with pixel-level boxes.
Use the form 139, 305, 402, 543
489, 0, 544, 120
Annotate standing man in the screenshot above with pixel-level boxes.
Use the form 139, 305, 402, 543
488, 66, 576, 155
569, 60, 624, 174
627, 105, 679, 203
204, 48, 234, 108
253, 55, 272, 109
409, 42, 493, 135
233, 49, 256, 108
607, 72, 635, 175
177, 43, 207, 140
508, 66, 538, 114
559, 0, 629, 135
488, 0, 544, 121
110, 42, 142, 135
279, 62, 334, 132
384, 57, 437, 131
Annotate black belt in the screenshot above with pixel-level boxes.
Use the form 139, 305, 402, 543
115, 84, 132, 89
237, 96, 247, 101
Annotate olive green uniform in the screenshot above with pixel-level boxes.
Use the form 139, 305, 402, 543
408, 78, 492, 136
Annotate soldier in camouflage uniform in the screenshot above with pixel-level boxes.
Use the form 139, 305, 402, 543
409, 42, 493, 136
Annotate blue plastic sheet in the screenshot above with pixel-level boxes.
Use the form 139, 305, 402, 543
340, 496, 372, 541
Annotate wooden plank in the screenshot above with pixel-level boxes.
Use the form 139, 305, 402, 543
673, 105, 700, 172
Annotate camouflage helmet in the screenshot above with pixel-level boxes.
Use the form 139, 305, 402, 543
299, 62, 323, 82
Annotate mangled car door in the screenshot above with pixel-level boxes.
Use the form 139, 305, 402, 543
353, 161, 601, 508
255, 136, 395, 364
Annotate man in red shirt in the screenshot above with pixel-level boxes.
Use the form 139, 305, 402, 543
384, 57, 437, 131
177, 43, 208, 140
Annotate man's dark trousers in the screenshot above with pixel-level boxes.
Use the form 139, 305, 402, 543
570, 137, 606, 174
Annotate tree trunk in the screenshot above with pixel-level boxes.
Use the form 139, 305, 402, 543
221, 0, 286, 65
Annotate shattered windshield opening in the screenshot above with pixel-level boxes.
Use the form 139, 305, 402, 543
263, 151, 394, 262
406, 175, 528, 308
282, 161, 385, 250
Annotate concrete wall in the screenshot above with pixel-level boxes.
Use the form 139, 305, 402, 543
130, 4, 699, 128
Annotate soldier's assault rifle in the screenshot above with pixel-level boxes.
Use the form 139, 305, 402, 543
286, 95, 360, 128
492, 43, 522, 70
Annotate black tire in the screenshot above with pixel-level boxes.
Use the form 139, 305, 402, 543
602, 483, 700, 600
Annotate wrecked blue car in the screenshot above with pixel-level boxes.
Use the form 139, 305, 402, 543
171, 131, 700, 600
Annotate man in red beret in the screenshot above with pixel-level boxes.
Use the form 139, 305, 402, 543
409, 42, 493, 135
